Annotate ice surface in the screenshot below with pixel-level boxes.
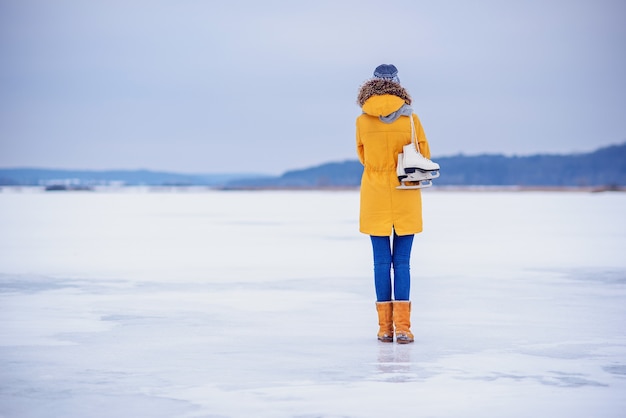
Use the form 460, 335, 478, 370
1, 189, 625, 417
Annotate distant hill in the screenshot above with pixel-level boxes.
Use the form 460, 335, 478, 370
223, 142, 626, 189
435, 142, 626, 187
0, 168, 268, 187
222, 160, 365, 189
2, 143, 624, 189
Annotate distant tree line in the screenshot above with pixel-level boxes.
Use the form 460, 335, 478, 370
223, 142, 626, 189
0, 169, 264, 187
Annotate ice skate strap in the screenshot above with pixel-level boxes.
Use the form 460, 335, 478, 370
409, 114, 421, 153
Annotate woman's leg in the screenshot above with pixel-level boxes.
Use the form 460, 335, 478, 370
392, 233, 414, 301
370, 235, 392, 302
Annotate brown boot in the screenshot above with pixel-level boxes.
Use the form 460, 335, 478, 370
375, 302, 394, 342
393, 301, 414, 344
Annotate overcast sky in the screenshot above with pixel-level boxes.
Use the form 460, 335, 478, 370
1, 0, 624, 174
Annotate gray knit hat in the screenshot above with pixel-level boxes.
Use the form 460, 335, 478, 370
373, 64, 400, 83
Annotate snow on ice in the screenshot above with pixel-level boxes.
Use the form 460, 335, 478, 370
0, 189, 625, 417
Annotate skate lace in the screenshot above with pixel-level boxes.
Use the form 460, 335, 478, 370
408, 115, 438, 168
409, 114, 421, 153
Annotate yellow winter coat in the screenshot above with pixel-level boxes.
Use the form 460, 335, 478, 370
356, 81, 431, 236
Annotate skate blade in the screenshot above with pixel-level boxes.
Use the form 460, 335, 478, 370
396, 180, 433, 190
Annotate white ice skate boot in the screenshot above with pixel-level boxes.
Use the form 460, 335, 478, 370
396, 145, 440, 190
402, 143, 440, 177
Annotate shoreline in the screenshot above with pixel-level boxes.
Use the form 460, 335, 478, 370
1, 185, 624, 193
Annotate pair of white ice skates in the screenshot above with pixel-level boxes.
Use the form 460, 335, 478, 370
396, 143, 440, 190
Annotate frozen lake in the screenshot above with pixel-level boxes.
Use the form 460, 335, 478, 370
1, 189, 625, 417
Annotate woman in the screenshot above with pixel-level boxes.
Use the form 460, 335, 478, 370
356, 64, 433, 344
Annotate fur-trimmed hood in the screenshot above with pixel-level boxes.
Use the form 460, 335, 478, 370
357, 79, 412, 108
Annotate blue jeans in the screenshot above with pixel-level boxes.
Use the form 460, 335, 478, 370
370, 232, 414, 302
